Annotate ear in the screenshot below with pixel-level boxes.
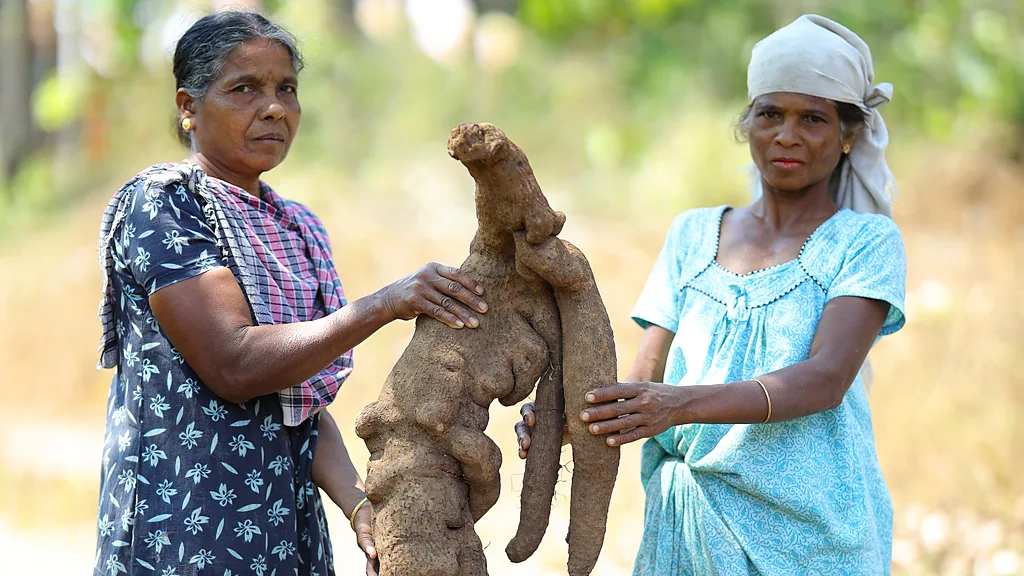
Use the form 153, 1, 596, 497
176, 88, 195, 120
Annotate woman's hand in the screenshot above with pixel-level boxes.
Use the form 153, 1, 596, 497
514, 402, 570, 459
580, 382, 690, 446
352, 502, 378, 576
379, 263, 488, 329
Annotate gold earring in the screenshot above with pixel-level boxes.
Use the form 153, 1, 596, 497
181, 117, 193, 131
842, 142, 851, 154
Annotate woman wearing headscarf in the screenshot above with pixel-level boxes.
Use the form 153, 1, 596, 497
517, 14, 906, 574
94, 11, 488, 576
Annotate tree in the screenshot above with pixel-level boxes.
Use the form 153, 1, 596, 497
0, 0, 34, 184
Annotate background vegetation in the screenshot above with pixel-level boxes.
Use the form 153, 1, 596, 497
0, 0, 1022, 574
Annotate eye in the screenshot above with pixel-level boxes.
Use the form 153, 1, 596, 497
280, 85, 297, 94
758, 110, 781, 120
233, 85, 254, 93
804, 115, 825, 124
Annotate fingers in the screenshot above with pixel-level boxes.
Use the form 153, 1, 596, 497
584, 382, 641, 404
514, 420, 532, 459
519, 402, 536, 427
516, 402, 535, 459
434, 263, 486, 299
355, 506, 378, 574
585, 412, 645, 435
433, 274, 488, 316
357, 531, 376, 559
606, 425, 653, 447
422, 290, 478, 329
580, 397, 641, 423
429, 263, 488, 328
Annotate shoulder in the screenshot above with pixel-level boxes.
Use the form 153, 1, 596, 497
670, 205, 726, 229
264, 189, 332, 245
128, 163, 192, 195
830, 210, 903, 245
277, 196, 329, 235
119, 163, 211, 229
116, 163, 200, 214
803, 210, 906, 285
663, 205, 727, 243
652, 205, 726, 278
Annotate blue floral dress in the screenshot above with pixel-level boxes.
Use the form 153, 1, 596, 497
94, 173, 337, 576
629, 206, 906, 575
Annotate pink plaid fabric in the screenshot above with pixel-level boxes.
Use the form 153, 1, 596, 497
205, 176, 353, 425
98, 163, 352, 425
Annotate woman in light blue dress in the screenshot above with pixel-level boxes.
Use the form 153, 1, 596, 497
517, 15, 906, 575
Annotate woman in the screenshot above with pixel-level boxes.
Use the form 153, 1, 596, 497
94, 12, 488, 576
517, 15, 906, 574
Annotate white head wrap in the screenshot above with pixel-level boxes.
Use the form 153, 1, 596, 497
746, 14, 897, 217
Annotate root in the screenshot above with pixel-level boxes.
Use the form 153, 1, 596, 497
358, 123, 615, 576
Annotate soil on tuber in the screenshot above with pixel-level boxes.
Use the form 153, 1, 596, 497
355, 123, 619, 576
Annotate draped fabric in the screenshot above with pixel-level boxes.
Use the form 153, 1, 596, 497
629, 206, 906, 574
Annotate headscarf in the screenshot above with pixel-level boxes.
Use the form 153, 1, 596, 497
746, 14, 897, 217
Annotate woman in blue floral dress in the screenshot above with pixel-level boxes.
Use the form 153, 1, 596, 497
517, 15, 907, 575
94, 12, 489, 576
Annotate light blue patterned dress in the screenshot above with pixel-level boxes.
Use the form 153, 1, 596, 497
629, 205, 906, 575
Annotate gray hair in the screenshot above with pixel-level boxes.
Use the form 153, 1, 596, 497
172, 11, 303, 145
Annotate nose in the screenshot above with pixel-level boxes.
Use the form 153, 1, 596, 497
261, 101, 286, 122
774, 118, 801, 148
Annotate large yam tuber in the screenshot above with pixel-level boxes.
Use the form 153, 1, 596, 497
513, 233, 620, 576
356, 123, 618, 576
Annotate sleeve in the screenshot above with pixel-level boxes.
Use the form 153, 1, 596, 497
629, 213, 691, 333
119, 180, 226, 295
826, 216, 907, 336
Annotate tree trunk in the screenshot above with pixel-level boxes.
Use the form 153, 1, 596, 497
334, 0, 359, 37
0, 0, 34, 184
472, 0, 519, 14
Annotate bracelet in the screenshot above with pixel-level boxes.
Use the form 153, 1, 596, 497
753, 378, 772, 424
349, 496, 370, 531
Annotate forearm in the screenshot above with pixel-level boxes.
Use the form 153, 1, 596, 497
311, 410, 366, 517
586, 298, 887, 445
625, 355, 664, 383
626, 325, 674, 383
221, 290, 392, 402
673, 357, 850, 425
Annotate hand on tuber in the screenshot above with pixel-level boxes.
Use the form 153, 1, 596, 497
378, 262, 488, 329
580, 381, 690, 446
515, 401, 569, 459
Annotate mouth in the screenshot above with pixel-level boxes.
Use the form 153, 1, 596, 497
770, 158, 804, 169
253, 134, 286, 142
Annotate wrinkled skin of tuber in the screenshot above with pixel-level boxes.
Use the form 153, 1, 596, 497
355, 123, 619, 576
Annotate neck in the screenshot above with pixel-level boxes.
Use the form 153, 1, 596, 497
189, 152, 262, 196
754, 178, 838, 228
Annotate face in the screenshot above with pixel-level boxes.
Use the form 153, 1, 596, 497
178, 39, 300, 178
747, 92, 844, 193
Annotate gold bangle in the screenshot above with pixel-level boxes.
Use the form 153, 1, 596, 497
753, 378, 772, 423
349, 496, 370, 531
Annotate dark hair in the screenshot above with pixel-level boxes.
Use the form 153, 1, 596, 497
172, 11, 304, 145
734, 99, 868, 152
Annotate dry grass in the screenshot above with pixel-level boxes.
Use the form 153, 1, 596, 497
0, 141, 1022, 574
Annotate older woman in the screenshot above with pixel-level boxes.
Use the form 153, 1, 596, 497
94, 12, 488, 576
517, 14, 906, 574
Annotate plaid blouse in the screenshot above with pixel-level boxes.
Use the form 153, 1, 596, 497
98, 162, 352, 425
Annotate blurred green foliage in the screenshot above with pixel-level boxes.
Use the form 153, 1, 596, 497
1, 0, 1021, 238
518, 0, 1024, 143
